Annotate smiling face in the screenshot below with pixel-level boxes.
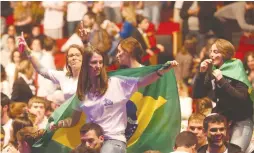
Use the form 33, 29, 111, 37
206, 122, 226, 148
209, 44, 224, 68
67, 47, 82, 72
89, 53, 103, 77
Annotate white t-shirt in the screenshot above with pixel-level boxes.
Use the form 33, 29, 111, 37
36, 51, 57, 97
79, 76, 138, 143
61, 33, 84, 52
43, 1, 65, 29
37, 116, 48, 130
5, 63, 16, 93
188, 1, 199, 31
67, 2, 87, 22
174, 1, 184, 9
41, 69, 78, 100
1, 80, 11, 98
104, 1, 121, 8
3, 119, 13, 147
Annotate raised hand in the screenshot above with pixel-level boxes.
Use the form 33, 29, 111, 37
18, 32, 30, 55
49, 120, 66, 131
49, 122, 58, 131
157, 60, 179, 76
161, 60, 178, 70
200, 59, 212, 72
78, 21, 90, 43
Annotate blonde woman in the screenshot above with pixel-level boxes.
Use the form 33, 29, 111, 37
193, 39, 253, 152
16, 127, 45, 153
117, 5, 137, 39
11, 60, 34, 103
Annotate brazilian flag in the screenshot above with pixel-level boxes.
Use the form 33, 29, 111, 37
33, 65, 181, 153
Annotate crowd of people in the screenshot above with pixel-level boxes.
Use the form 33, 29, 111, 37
1, 1, 254, 153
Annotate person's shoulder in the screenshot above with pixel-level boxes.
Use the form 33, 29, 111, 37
1, 143, 19, 153
109, 76, 120, 82
14, 77, 25, 84
227, 143, 242, 153
197, 144, 208, 153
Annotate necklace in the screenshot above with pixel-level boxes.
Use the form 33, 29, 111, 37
88, 90, 100, 100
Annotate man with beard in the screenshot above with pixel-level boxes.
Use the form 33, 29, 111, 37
187, 113, 207, 150
198, 114, 241, 153
70, 123, 104, 153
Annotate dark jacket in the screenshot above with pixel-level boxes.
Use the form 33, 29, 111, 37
130, 27, 150, 66
130, 27, 148, 51
193, 72, 253, 122
11, 77, 33, 103
180, 1, 217, 35
198, 143, 241, 153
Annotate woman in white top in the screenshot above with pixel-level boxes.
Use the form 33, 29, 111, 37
50, 44, 178, 153
6, 50, 22, 93
1, 65, 11, 98
18, 33, 84, 100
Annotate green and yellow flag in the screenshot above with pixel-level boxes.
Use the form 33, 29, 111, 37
33, 65, 181, 153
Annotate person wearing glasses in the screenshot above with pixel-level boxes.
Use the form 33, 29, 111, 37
18, 33, 84, 101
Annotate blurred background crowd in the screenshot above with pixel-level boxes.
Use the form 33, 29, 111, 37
0, 1, 254, 153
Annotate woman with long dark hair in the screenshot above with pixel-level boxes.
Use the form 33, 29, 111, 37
50, 44, 178, 153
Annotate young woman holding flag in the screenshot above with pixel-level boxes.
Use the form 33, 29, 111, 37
49, 32, 178, 153
193, 39, 253, 152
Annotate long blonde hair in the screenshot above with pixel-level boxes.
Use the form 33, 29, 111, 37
14, 60, 33, 81
16, 127, 45, 148
122, 6, 137, 26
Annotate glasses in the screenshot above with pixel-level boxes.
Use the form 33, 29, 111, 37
209, 127, 225, 132
68, 53, 81, 58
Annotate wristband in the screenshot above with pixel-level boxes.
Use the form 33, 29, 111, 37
156, 70, 163, 77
